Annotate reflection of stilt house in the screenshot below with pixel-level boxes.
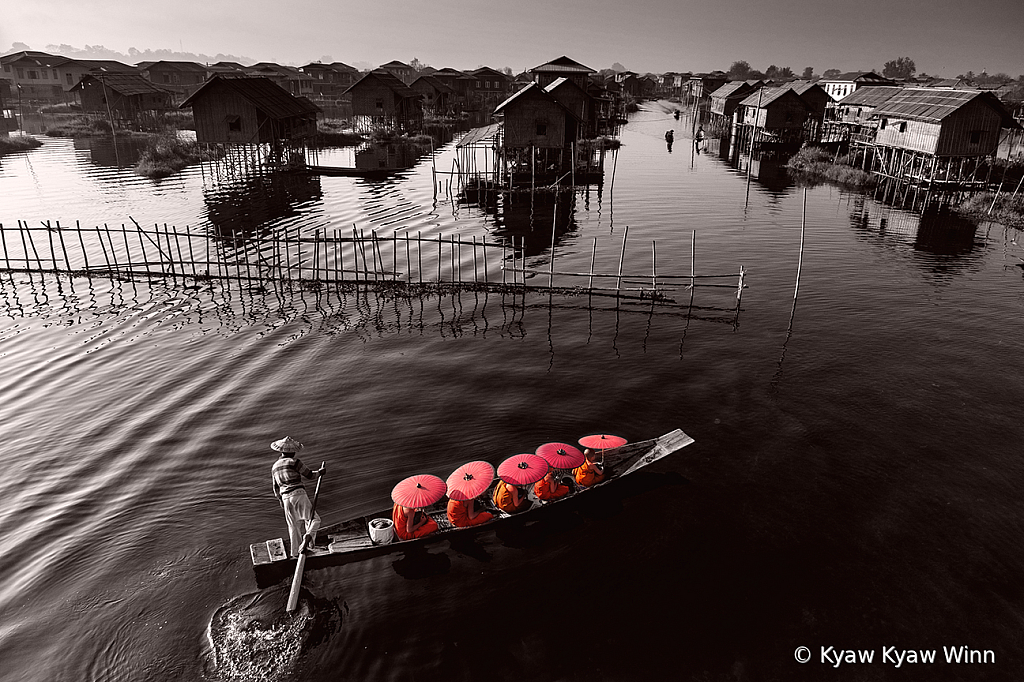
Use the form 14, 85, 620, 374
864, 89, 1022, 202
344, 70, 423, 134
181, 75, 320, 174
71, 74, 175, 130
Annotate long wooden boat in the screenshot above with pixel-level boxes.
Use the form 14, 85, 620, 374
250, 428, 694, 586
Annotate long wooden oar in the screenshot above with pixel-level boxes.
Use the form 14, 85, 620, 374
286, 461, 326, 614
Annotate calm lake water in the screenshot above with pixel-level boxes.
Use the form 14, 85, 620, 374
1, 102, 1023, 682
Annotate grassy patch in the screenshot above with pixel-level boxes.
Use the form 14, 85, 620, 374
0, 135, 43, 157
786, 145, 876, 189
314, 123, 365, 146
954, 192, 1024, 229
134, 134, 222, 178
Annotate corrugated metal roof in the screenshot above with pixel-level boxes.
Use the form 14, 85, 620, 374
343, 70, 419, 99
738, 87, 801, 108
494, 82, 581, 121
710, 81, 753, 99
72, 73, 173, 96
869, 88, 1018, 127
411, 74, 455, 95
530, 56, 595, 74
180, 76, 320, 118
836, 85, 902, 108
456, 123, 501, 148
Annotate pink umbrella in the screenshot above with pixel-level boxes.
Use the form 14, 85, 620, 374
578, 434, 628, 451
446, 461, 496, 501
497, 453, 548, 486
391, 474, 447, 509
536, 442, 585, 470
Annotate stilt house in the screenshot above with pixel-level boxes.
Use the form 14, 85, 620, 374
180, 75, 319, 144
529, 56, 595, 90
736, 87, 811, 139
495, 82, 580, 149
868, 88, 1020, 157
410, 75, 456, 117
710, 81, 759, 119
544, 77, 594, 136
344, 69, 423, 133
71, 74, 174, 128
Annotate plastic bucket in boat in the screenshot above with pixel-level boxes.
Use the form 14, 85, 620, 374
368, 517, 395, 545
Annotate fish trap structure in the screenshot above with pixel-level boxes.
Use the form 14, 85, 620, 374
0, 220, 747, 309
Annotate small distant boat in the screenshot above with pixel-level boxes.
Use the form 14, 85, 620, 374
250, 428, 695, 585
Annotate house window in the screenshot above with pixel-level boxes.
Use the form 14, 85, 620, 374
880, 118, 887, 130
3, 65, 9, 72
41, 70, 48, 79
898, 122, 907, 133
225, 114, 242, 131
66, 73, 73, 85
53, 70, 58, 79
28, 70, 38, 79
16, 68, 24, 78
969, 130, 982, 144
163, 74, 171, 83
375, 98, 384, 111
476, 81, 481, 88
536, 122, 547, 136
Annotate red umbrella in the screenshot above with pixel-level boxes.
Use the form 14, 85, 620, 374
391, 474, 447, 509
446, 461, 496, 501
536, 442, 586, 469
578, 434, 628, 451
497, 453, 548, 486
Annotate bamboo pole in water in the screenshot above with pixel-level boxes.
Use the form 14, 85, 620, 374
56, 221, 71, 271
0, 224, 9, 270
96, 225, 111, 273
76, 221, 89, 273
313, 229, 320, 281
46, 221, 59, 272
437, 233, 442, 282
794, 188, 807, 300
652, 240, 657, 292
590, 237, 597, 290
482, 237, 488, 284
549, 185, 558, 288
616, 225, 628, 291
473, 236, 479, 282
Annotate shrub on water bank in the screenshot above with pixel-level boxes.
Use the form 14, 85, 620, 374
954, 192, 1024, 229
0, 135, 43, 157
314, 124, 365, 146
39, 103, 81, 114
786, 145, 876, 189
134, 135, 221, 178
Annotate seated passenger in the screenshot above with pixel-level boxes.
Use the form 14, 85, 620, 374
493, 479, 530, 514
392, 504, 438, 541
447, 497, 494, 528
534, 467, 571, 501
573, 448, 606, 488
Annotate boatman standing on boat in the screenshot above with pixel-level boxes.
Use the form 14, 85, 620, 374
271, 436, 324, 558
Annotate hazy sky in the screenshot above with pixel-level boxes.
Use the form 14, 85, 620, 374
4, 0, 1022, 77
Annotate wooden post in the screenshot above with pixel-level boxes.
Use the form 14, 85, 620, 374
437, 233, 443, 282
313, 229, 320, 281
185, 227, 197, 279
96, 225, 112, 273
77, 221, 90, 272
0, 223, 9, 271
794, 188, 807, 300
589, 237, 597, 290
45, 221, 59, 273
417, 231, 423, 284
473, 236, 479, 282
651, 240, 657, 293
55, 221, 71, 272
691, 229, 696, 289
549, 185, 558, 288
338, 230, 346, 283
616, 225, 628, 291
482, 237, 488, 284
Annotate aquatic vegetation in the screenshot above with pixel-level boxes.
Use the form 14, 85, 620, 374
134, 134, 222, 178
0, 134, 42, 157
315, 120, 364, 146
786, 145, 876, 189
955, 192, 1024, 228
